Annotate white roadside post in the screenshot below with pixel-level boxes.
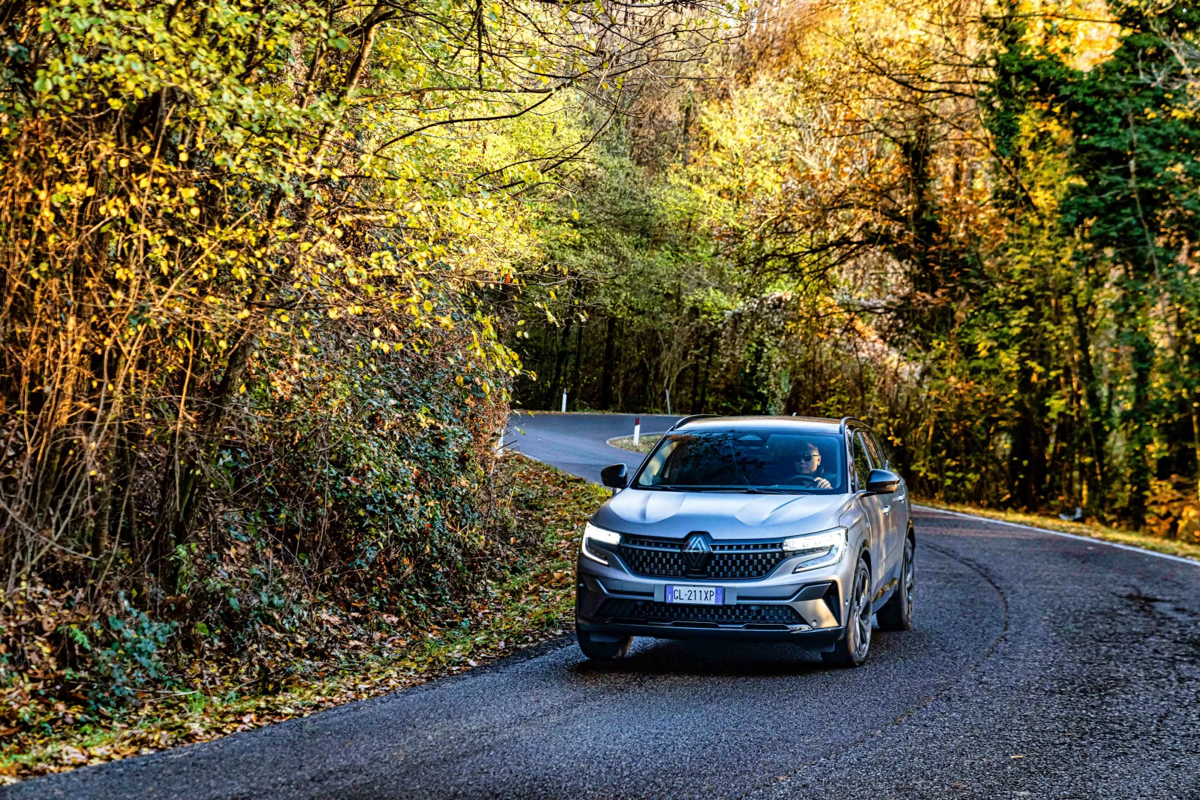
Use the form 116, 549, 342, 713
561, 390, 568, 413
633, 416, 641, 447
666, 388, 671, 415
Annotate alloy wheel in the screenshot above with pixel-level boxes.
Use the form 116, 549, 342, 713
852, 565, 871, 661
903, 540, 914, 621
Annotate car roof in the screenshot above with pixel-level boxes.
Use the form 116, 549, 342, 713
674, 415, 850, 434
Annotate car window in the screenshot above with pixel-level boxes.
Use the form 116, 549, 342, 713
851, 432, 872, 490
864, 431, 886, 469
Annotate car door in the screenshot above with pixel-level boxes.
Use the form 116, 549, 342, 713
863, 430, 904, 581
866, 430, 908, 572
851, 430, 887, 591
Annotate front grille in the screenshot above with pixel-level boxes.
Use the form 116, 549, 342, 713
617, 535, 788, 580
599, 599, 803, 627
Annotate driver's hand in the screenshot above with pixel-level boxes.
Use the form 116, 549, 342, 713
814, 477, 831, 489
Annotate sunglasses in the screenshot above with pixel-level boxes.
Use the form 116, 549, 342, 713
798, 453, 819, 461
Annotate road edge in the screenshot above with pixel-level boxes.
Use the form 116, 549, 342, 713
915, 504, 1200, 568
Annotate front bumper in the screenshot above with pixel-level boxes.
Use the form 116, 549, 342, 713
575, 545, 855, 646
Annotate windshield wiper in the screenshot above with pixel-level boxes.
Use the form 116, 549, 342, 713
637, 485, 812, 494
649, 485, 760, 493
694, 486, 819, 494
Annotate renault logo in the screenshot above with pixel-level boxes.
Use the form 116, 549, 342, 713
682, 533, 712, 574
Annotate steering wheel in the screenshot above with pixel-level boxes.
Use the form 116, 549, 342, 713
785, 474, 819, 487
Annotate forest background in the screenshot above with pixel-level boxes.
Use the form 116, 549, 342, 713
3, 0, 1200, 767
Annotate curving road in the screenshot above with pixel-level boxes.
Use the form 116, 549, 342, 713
504, 410, 678, 483
12, 413, 1200, 799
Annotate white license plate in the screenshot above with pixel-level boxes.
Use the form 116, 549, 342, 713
665, 585, 724, 605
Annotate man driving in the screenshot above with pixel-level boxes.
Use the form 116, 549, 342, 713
793, 441, 832, 489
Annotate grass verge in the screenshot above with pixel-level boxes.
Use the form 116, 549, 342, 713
0, 455, 605, 783
917, 498, 1200, 563
607, 434, 662, 454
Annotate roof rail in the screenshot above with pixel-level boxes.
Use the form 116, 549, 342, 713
668, 413, 720, 431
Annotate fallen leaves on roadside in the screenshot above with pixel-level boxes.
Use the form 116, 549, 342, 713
1, 455, 604, 783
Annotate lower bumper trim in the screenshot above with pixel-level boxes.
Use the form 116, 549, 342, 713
578, 618, 843, 646
598, 598, 805, 627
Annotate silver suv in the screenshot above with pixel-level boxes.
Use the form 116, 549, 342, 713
575, 415, 914, 667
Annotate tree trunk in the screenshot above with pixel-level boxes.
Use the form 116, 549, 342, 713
571, 317, 584, 404
153, 320, 257, 584
600, 316, 616, 410
1126, 327, 1155, 528
550, 318, 573, 408
1071, 293, 1107, 513
697, 335, 715, 412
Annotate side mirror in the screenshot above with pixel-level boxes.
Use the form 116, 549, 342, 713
865, 468, 900, 494
600, 463, 628, 490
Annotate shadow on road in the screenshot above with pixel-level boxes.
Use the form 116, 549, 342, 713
568, 632, 905, 679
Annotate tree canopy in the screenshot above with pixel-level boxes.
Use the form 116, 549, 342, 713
511, 0, 1200, 542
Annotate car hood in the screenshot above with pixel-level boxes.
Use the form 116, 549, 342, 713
591, 488, 853, 541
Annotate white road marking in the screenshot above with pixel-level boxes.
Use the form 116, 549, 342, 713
915, 504, 1200, 568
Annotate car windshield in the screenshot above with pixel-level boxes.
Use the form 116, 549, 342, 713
633, 429, 847, 493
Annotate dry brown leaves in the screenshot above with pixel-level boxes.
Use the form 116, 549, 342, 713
1, 455, 605, 782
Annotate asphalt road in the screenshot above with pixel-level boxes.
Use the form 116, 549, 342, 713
13, 413, 1200, 799
505, 410, 680, 482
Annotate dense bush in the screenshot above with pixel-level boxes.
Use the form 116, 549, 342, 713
0, 0, 728, 731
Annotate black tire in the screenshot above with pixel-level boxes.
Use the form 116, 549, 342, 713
821, 555, 872, 668
577, 629, 632, 660
877, 532, 915, 632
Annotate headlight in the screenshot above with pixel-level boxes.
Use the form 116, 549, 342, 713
783, 527, 847, 573
581, 522, 621, 565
